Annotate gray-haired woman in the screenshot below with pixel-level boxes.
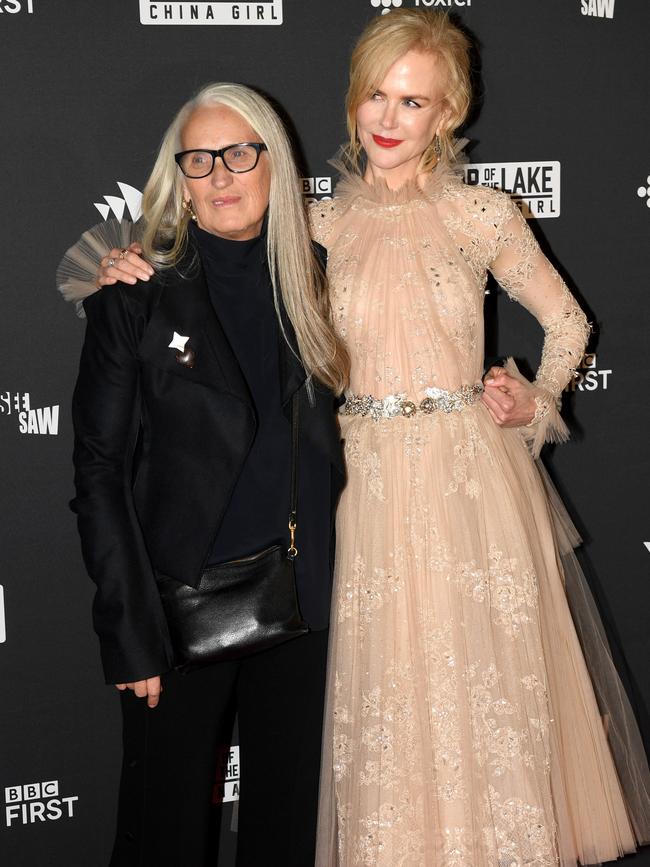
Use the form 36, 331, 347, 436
63, 82, 349, 867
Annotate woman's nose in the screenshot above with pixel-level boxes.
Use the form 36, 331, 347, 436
380, 102, 399, 130
210, 157, 233, 188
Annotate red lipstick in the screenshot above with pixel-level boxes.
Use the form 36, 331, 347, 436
372, 134, 403, 148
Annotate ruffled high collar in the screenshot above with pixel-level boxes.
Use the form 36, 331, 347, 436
329, 141, 467, 209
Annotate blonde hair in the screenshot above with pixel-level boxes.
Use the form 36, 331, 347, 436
346, 9, 472, 173
140, 82, 349, 394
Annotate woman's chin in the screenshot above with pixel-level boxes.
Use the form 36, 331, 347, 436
364, 147, 419, 178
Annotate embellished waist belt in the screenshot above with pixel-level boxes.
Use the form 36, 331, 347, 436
342, 383, 484, 420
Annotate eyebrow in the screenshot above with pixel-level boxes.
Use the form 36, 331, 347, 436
372, 89, 432, 102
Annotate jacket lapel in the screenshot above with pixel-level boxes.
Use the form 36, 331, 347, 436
139, 238, 343, 474
138, 245, 252, 407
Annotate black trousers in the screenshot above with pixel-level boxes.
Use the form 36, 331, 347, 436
109, 629, 329, 867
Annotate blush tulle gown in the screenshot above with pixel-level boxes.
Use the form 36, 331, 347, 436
310, 162, 650, 867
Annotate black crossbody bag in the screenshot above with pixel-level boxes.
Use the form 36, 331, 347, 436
156, 393, 309, 671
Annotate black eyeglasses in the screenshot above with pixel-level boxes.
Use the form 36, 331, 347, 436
175, 143, 268, 177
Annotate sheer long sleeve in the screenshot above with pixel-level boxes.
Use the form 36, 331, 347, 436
489, 199, 590, 456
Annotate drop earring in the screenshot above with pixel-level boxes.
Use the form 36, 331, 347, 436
433, 134, 442, 161
182, 199, 198, 222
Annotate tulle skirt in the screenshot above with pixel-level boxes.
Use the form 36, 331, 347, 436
316, 404, 650, 866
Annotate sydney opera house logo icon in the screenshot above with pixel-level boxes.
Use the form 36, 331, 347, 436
93, 182, 143, 222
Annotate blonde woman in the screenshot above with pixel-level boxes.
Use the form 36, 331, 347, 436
310, 10, 650, 866
64, 83, 348, 867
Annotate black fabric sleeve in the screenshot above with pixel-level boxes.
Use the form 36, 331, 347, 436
71, 285, 173, 684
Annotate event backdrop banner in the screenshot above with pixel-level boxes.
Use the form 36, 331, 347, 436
1, 1, 649, 865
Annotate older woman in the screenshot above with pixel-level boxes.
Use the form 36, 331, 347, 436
66, 83, 348, 867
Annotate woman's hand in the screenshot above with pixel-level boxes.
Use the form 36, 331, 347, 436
97, 243, 154, 288
115, 676, 162, 709
482, 366, 537, 428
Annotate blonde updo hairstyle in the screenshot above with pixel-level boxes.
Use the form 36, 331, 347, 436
345, 9, 472, 173
139, 82, 349, 394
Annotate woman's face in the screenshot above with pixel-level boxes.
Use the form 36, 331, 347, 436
356, 49, 449, 188
180, 105, 271, 241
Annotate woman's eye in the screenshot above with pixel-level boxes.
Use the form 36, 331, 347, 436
404, 99, 421, 109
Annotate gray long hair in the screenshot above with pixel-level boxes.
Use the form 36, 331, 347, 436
140, 82, 349, 394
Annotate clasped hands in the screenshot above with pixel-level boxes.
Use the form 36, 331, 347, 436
481, 366, 537, 428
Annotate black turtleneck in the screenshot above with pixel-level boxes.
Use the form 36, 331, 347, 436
192, 223, 293, 565
188, 223, 335, 629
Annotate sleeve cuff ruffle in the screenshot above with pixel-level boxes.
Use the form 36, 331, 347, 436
503, 357, 569, 459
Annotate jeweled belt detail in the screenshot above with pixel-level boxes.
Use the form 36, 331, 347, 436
342, 383, 484, 420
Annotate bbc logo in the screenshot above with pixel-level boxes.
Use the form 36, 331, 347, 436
301, 177, 332, 196
5, 781, 59, 802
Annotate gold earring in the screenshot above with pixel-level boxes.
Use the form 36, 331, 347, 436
182, 199, 198, 222
433, 134, 442, 161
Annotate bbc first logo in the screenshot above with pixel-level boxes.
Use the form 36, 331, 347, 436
5, 781, 79, 827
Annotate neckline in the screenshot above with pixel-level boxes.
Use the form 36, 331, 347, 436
329, 141, 467, 208
191, 223, 264, 264
334, 162, 460, 208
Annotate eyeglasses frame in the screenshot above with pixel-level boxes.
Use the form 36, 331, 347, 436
174, 142, 268, 177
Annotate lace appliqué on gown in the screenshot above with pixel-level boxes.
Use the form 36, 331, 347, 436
313, 163, 650, 867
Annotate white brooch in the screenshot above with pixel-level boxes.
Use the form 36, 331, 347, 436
168, 331, 189, 352
168, 331, 195, 368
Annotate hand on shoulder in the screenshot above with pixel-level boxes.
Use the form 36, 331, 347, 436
98, 242, 154, 288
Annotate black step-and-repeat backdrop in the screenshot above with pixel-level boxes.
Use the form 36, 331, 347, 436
1, 1, 649, 865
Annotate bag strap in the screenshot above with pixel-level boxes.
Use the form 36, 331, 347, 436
288, 391, 299, 559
